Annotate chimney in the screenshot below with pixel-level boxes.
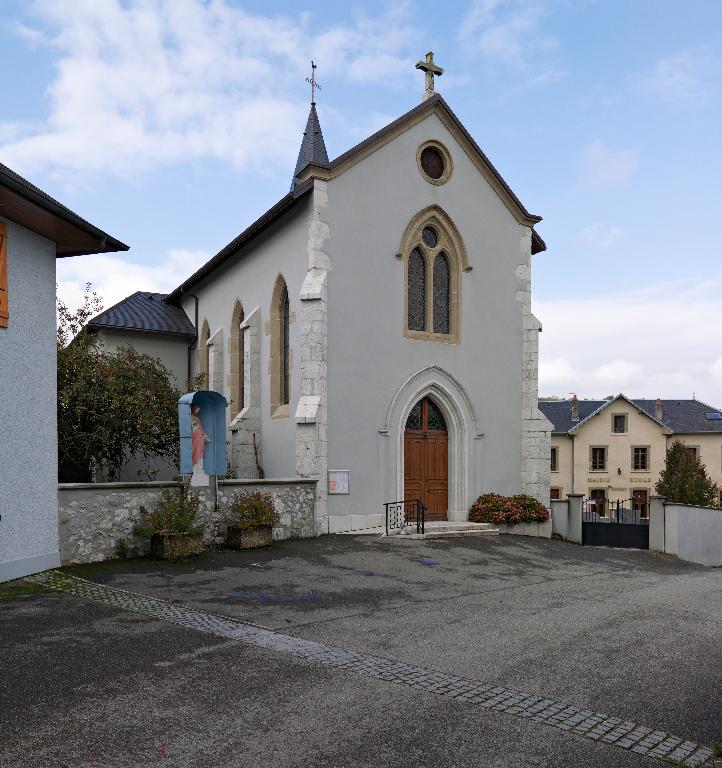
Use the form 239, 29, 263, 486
571, 394, 579, 422
655, 398, 663, 421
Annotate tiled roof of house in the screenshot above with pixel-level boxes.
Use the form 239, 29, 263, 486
540, 398, 722, 435
88, 291, 195, 337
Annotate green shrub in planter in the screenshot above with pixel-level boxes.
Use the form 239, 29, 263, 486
468, 493, 549, 526
134, 488, 205, 559
225, 491, 280, 549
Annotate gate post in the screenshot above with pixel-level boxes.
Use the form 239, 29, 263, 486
567, 494, 583, 544
649, 496, 666, 552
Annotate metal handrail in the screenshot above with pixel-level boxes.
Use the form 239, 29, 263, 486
384, 499, 426, 535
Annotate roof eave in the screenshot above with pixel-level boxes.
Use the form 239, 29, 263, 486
0, 165, 128, 256
88, 322, 194, 339
165, 178, 314, 302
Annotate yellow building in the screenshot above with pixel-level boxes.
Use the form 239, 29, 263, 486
540, 395, 722, 512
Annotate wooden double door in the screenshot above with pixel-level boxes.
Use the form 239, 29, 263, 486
404, 397, 449, 520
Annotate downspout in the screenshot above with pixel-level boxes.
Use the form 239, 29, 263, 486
181, 291, 199, 391
571, 434, 575, 495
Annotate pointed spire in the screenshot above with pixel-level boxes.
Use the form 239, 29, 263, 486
291, 102, 329, 190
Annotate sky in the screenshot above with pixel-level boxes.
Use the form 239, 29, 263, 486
2, 0, 721, 403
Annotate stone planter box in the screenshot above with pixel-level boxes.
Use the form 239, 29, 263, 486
226, 525, 273, 549
150, 533, 205, 560
494, 519, 552, 538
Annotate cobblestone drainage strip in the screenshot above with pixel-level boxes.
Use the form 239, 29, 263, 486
29, 571, 713, 767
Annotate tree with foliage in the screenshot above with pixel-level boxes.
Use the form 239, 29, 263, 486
58, 285, 181, 481
655, 440, 719, 507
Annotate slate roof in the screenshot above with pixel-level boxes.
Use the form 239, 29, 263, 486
0, 161, 128, 257
291, 103, 329, 190
88, 291, 195, 337
540, 398, 722, 435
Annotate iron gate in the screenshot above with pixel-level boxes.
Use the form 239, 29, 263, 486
582, 498, 649, 549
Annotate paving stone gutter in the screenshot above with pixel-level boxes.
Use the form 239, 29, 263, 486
28, 570, 715, 767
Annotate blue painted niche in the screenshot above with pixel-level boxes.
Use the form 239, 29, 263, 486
178, 391, 228, 476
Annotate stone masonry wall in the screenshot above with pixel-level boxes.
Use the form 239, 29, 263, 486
58, 479, 317, 565
516, 227, 553, 505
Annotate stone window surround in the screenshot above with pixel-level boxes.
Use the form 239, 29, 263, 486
550, 446, 558, 472
398, 205, 469, 345
590, 445, 608, 472
267, 274, 295, 420
416, 139, 453, 186
631, 445, 650, 472
228, 300, 245, 419
611, 413, 628, 434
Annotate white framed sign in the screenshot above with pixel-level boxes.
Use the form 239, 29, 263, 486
328, 470, 350, 495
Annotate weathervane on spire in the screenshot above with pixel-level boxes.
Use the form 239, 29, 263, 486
306, 61, 321, 104
415, 51, 443, 101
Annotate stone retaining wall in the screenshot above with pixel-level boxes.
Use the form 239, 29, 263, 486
58, 479, 317, 565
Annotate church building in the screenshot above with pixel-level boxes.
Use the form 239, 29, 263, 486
88, 55, 552, 534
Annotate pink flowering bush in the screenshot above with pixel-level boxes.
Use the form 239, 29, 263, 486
468, 493, 549, 525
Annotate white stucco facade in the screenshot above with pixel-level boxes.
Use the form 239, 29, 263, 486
0, 219, 61, 580
157, 100, 551, 533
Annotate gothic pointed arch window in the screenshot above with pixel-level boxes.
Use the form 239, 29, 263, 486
400, 206, 467, 343
270, 275, 291, 418
229, 301, 245, 418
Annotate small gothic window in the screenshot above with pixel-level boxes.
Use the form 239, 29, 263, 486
281, 284, 290, 405
420, 147, 444, 180
406, 401, 422, 430
422, 227, 437, 248
432, 252, 450, 334
426, 399, 446, 431
407, 248, 426, 331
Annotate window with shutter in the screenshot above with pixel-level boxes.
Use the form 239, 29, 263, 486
0, 221, 7, 328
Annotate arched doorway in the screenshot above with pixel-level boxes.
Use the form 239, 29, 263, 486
404, 397, 449, 520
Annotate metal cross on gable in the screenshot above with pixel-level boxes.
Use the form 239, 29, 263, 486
415, 51, 444, 101
306, 60, 322, 104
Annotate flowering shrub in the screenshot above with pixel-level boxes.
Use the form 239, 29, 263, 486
134, 488, 202, 537
468, 493, 549, 525
226, 491, 280, 530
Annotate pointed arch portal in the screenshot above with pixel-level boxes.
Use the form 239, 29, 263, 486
381, 366, 483, 522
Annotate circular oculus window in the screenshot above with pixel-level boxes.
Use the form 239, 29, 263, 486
417, 141, 452, 185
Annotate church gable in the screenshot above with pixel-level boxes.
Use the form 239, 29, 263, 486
295, 94, 544, 248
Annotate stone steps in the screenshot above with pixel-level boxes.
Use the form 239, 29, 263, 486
392, 521, 499, 540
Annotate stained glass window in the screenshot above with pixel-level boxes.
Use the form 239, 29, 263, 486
406, 400, 422, 430
432, 251, 450, 334
426, 399, 446, 431
407, 248, 426, 331
422, 227, 438, 248
281, 284, 290, 405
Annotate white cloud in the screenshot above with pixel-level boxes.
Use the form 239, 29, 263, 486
592, 359, 644, 386
535, 277, 722, 405
459, 0, 558, 70
580, 140, 638, 187
579, 221, 624, 250
56, 248, 209, 313
710, 358, 722, 386
1, 0, 418, 180
635, 51, 719, 105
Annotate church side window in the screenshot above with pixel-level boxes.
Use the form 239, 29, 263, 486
401, 209, 465, 343
270, 275, 291, 417
407, 249, 426, 331
432, 252, 450, 334
229, 301, 245, 418
281, 284, 290, 406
